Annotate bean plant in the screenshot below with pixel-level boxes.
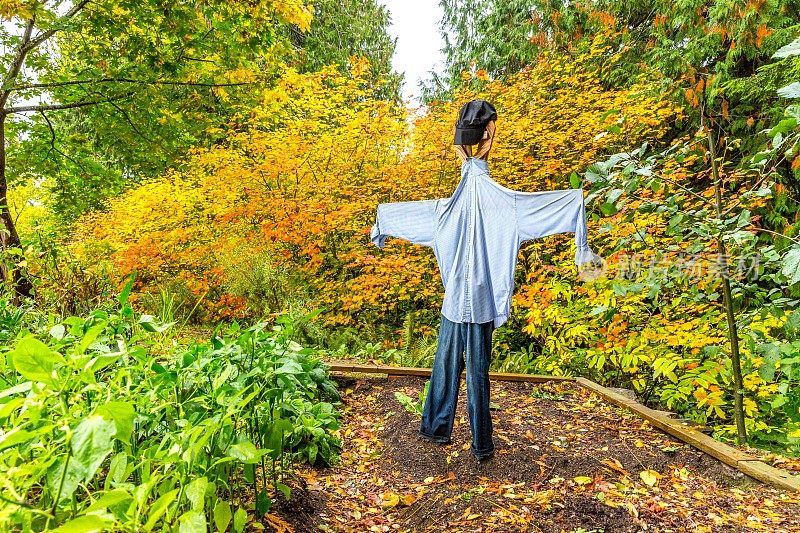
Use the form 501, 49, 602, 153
0, 283, 341, 531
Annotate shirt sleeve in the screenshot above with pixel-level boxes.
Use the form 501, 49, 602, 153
515, 188, 602, 266
370, 199, 439, 249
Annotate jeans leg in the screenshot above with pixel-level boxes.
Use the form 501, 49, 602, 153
419, 313, 465, 443
465, 319, 495, 458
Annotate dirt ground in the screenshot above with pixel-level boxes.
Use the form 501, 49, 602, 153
269, 375, 800, 533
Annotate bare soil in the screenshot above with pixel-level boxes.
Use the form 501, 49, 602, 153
270, 375, 800, 533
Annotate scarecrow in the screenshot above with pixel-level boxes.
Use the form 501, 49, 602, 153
370, 99, 604, 461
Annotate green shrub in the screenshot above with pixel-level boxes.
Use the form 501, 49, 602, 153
0, 288, 341, 531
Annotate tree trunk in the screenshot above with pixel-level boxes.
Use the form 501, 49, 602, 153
0, 113, 34, 300
706, 120, 747, 445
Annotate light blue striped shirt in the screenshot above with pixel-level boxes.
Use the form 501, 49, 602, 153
370, 157, 601, 328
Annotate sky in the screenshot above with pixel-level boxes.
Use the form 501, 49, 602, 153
378, 0, 446, 108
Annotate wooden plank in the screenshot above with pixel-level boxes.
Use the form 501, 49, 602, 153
322, 361, 800, 491
324, 360, 575, 383
326, 361, 432, 377
575, 377, 800, 492
737, 461, 800, 492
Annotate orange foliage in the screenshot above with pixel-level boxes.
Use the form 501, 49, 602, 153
72, 29, 682, 332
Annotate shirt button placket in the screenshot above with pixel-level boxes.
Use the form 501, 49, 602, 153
463, 173, 474, 322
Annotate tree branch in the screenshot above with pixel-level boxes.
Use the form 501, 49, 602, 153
5, 92, 133, 114
39, 109, 57, 160
0, 17, 36, 107
105, 98, 153, 142
10, 78, 255, 92
26, 0, 92, 51
1, 0, 92, 105
746, 225, 800, 245
38, 109, 90, 173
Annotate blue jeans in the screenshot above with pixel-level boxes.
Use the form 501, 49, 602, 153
419, 313, 495, 459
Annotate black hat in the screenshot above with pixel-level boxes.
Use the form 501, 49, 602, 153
454, 99, 497, 145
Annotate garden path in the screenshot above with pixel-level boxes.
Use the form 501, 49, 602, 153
271, 376, 800, 532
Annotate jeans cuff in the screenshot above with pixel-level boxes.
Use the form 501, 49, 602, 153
471, 445, 494, 459
418, 431, 451, 444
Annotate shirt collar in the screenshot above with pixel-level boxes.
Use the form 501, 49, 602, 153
462, 156, 488, 170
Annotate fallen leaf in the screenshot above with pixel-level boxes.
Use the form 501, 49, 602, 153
400, 494, 416, 506
381, 491, 400, 509
639, 469, 659, 487
601, 457, 628, 475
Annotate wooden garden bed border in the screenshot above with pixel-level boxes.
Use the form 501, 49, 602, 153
325, 360, 800, 492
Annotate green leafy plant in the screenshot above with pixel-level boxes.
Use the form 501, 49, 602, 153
394, 380, 430, 416
0, 289, 341, 530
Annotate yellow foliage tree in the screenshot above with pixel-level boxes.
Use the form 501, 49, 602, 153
70, 29, 682, 342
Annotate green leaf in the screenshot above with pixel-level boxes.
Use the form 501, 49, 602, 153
769, 118, 798, 136
47, 455, 84, 503
584, 163, 606, 183
772, 395, 788, 409
778, 82, 800, 99
0, 397, 25, 420
569, 171, 581, 188
599, 202, 618, 216
88, 352, 124, 373
785, 309, 800, 340
233, 508, 248, 533
243, 463, 255, 484
106, 453, 128, 488
600, 108, 621, 120
50, 324, 66, 340
52, 515, 111, 533
185, 476, 208, 511
307, 442, 318, 464
0, 381, 31, 400
276, 360, 304, 374
143, 488, 180, 531
757, 343, 781, 382
266, 418, 292, 457
96, 402, 135, 443
138, 314, 174, 333
735, 209, 751, 229
607, 188, 623, 204
773, 37, 800, 59
78, 323, 107, 355
71, 416, 117, 483
227, 441, 267, 464
214, 500, 233, 532
178, 510, 206, 533
213, 364, 236, 391
782, 246, 800, 285
11, 335, 64, 386
394, 391, 422, 416
0, 427, 34, 452
86, 489, 133, 513
119, 273, 135, 307
255, 489, 272, 515
275, 480, 291, 500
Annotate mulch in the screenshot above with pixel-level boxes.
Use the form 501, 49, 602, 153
268, 375, 800, 533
